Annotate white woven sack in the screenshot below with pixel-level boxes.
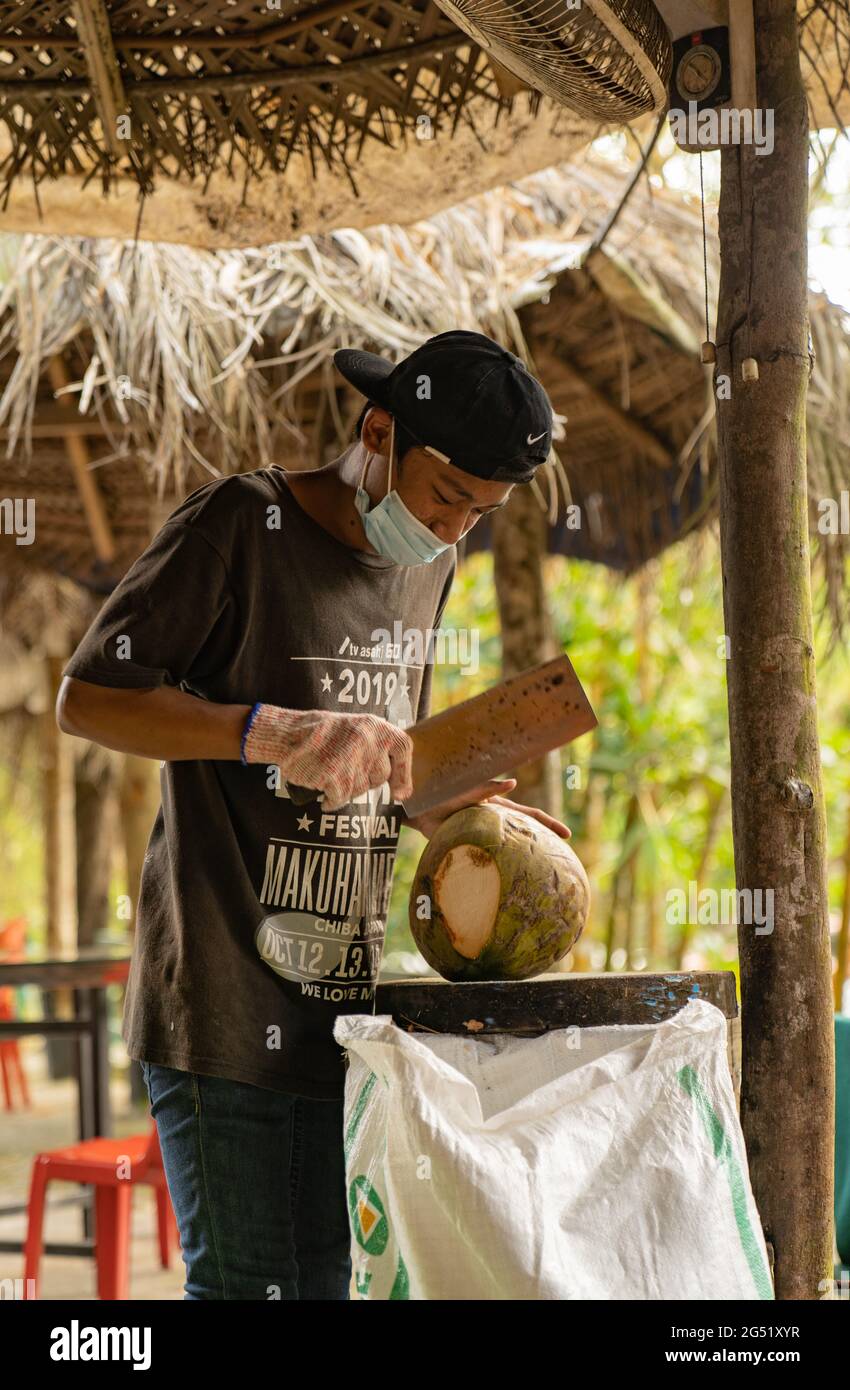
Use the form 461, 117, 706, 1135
333, 998, 774, 1301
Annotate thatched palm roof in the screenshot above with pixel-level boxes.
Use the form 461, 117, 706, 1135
0, 2, 845, 245
799, 0, 850, 129
0, 147, 848, 639
0, 0, 598, 244
467, 158, 850, 643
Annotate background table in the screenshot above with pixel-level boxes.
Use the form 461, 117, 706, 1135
0, 943, 132, 1256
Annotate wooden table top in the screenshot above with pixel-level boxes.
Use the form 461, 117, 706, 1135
0, 942, 132, 989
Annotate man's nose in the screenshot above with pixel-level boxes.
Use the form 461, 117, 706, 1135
433, 511, 477, 545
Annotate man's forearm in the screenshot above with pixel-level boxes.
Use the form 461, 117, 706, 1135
56, 677, 252, 762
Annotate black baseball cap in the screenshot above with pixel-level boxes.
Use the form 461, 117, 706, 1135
334, 329, 553, 483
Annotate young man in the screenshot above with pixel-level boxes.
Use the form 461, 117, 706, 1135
56, 329, 569, 1301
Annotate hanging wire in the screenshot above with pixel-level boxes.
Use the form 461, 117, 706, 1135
746, 155, 755, 361
699, 150, 711, 345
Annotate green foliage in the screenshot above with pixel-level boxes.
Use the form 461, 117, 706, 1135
384, 533, 850, 981
2, 534, 849, 986
0, 753, 44, 937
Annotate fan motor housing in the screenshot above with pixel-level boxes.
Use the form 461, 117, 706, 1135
672, 27, 731, 111
657, 0, 760, 153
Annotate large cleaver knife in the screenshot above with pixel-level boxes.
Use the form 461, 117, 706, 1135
286, 653, 597, 816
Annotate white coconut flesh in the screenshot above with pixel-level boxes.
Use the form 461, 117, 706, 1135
433, 844, 501, 959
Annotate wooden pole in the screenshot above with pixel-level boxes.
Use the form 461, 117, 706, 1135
570, 768, 604, 970
604, 792, 640, 970
75, 743, 116, 949
645, 837, 661, 967
42, 653, 77, 1017
47, 355, 117, 566
491, 483, 562, 815
675, 782, 727, 970
715, 0, 834, 1297
119, 755, 159, 933
834, 799, 850, 1011
71, 0, 128, 159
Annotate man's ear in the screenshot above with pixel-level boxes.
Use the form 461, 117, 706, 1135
360, 406, 392, 456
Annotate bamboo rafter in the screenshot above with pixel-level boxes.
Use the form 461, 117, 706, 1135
46, 354, 116, 566
70, 0, 127, 159
0, 0, 521, 196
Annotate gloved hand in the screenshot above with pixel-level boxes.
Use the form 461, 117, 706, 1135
241, 704, 413, 811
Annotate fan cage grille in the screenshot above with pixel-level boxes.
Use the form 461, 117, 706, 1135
434, 0, 673, 121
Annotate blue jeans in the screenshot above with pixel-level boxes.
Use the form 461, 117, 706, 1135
140, 1062, 352, 1300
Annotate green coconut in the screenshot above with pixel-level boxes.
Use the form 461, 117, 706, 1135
408, 803, 590, 982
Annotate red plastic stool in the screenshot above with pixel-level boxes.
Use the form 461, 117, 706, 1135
0, 992, 31, 1111
0, 916, 31, 1111
23, 1122, 180, 1300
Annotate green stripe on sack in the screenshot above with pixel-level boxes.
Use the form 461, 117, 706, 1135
677, 1064, 775, 1300
345, 1070, 378, 1163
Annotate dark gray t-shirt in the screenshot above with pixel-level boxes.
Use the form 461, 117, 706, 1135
63, 463, 456, 1098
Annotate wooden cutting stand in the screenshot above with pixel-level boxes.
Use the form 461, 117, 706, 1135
374, 971, 741, 1106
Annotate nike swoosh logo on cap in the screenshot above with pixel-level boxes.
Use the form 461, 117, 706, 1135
527, 430, 548, 445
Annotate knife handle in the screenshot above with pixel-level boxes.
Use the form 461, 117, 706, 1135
286, 782, 324, 806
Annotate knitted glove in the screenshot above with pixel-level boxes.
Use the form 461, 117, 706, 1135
241, 704, 413, 810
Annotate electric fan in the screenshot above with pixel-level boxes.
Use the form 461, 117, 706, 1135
432, 0, 673, 121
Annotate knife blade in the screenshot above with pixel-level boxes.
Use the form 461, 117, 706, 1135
284, 653, 596, 815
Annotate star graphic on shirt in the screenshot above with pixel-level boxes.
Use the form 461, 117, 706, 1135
321, 673, 333, 692
399, 681, 410, 698
296, 813, 314, 831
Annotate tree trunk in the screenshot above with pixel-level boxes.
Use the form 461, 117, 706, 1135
491, 482, 561, 814
674, 782, 727, 970
569, 766, 605, 970
42, 653, 76, 1015
604, 792, 640, 970
715, 0, 834, 1297
623, 855, 638, 969
645, 852, 661, 968
835, 800, 850, 1011
566, 680, 607, 971
119, 755, 159, 933
75, 743, 116, 948
634, 567, 654, 969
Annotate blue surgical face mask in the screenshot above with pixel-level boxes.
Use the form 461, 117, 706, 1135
354, 417, 452, 566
